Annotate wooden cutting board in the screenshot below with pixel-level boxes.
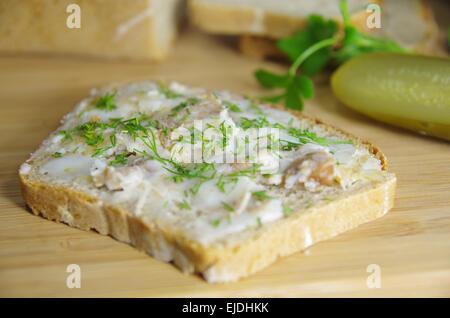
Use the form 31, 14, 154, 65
0, 28, 449, 297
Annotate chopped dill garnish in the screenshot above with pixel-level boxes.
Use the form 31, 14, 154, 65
219, 121, 230, 150
221, 201, 235, 212
139, 129, 216, 183
157, 82, 183, 99
120, 117, 148, 139
216, 175, 226, 192
92, 147, 107, 157
178, 200, 191, 210
190, 180, 206, 195
229, 164, 261, 178
75, 122, 105, 147
95, 91, 117, 111
256, 217, 263, 228
249, 101, 263, 115
213, 164, 262, 192
224, 101, 242, 113
252, 190, 273, 202
282, 204, 294, 216
287, 128, 352, 147
109, 134, 116, 147
109, 153, 128, 166
169, 101, 188, 116
169, 97, 200, 117
58, 130, 72, 142
239, 116, 270, 130
211, 218, 222, 228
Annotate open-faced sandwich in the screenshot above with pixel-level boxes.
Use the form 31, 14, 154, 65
19, 81, 396, 282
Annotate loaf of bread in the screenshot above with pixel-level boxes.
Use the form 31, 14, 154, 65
0, 0, 185, 60
19, 81, 396, 282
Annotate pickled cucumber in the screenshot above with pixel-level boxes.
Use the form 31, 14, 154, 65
331, 52, 450, 140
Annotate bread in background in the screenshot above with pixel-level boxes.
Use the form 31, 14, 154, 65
189, 0, 444, 59
0, 0, 185, 60
189, 0, 372, 38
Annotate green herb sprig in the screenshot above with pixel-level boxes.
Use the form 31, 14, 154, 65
254, 0, 406, 110
95, 91, 117, 111
158, 82, 182, 99
224, 101, 242, 113
252, 190, 273, 202
221, 201, 235, 212
109, 152, 129, 166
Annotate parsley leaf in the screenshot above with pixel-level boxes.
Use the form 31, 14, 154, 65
333, 0, 405, 64
278, 15, 337, 76
255, 37, 334, 110
284, 75, 315, 110
254, 70, 290, 89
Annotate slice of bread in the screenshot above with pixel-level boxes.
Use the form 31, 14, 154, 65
189, 0, 375, 38
239, 35, 286, 60
0, 0, 185, 60
19, 81, 396, 283
190, 0, 444, 58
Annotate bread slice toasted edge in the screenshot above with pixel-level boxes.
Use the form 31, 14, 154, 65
18, 109, 396, 283
239, 35, 285, 60
19, 172, 396, 283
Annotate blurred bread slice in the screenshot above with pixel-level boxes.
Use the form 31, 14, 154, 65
190, 0, 444, 58
189, 0, 373, 38
0, 0, 185, 60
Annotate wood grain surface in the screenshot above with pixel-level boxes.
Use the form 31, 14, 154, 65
0, 27, 449, 297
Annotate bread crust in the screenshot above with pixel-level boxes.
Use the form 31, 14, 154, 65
19, 106, 396, 283
19, 168, 396, 283
239, 35, 285, 60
